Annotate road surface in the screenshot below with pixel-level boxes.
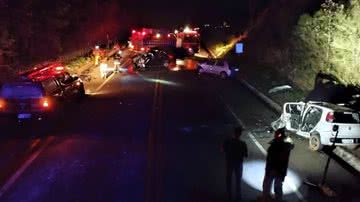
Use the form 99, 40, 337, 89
0, 63, 359, 202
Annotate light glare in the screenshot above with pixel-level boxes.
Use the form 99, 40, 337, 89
242, 160, 302, 195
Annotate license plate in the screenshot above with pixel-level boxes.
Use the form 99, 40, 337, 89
18, 113, 32, 119
342, 139, 354, 144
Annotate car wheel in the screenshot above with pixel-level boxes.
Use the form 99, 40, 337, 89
220, 72, 227, 79
309, 133, 323, 151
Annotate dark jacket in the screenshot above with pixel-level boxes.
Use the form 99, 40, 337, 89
265, 139, 294, 177
223, 138, 248, 164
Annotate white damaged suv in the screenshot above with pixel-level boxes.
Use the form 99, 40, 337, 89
272, 101, 360, 151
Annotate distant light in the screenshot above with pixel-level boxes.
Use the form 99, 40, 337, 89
184, 26, 191, 33
132, 30, 136, 34
171, 67, 180, 71
176, 59, 185, 66
174, 29, 179, 34
167, 34, 171, 38
55, 66, 64, 71
142, 31, 146, 36
156, 33, 161, 39
140, 47, 145, 51
95, 45, 99, 49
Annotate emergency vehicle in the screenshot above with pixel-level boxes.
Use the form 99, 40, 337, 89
129, 28, 176, 52
18, 62, 66, 82
129, 27, 200, 55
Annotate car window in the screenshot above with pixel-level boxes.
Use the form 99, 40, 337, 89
334, 112, 360, 124
206, 61, 215, 65
285, 104, 303, 115
301, 106, 322, 132
216, 61, 224, 66
42, 79, 59, 94
0, 83, 44, 99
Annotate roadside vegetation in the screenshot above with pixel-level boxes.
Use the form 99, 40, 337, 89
66, 56, 91, 72
289, 0, 360, 89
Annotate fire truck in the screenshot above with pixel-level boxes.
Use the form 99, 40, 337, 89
129, 27, 200, 55
175, 27, 200, 54
18, 62, 66, 82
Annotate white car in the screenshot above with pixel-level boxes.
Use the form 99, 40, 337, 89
197, 60, 239, 79
272, 101, 360, 151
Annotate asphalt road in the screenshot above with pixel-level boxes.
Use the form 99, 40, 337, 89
0, 67, 359, 202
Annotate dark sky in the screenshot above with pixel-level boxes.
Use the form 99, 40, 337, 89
120, 0, 252, 27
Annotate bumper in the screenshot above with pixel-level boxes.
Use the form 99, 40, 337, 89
329, 138, 360, 145
0, 111, 53, 120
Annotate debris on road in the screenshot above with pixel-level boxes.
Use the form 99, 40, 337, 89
268, 85, 292, 94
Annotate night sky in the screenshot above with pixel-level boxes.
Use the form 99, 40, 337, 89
119, 0, 252, 27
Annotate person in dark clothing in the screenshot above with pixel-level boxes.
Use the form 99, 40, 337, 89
262, 127, 294, 202
222, 127, 248, 201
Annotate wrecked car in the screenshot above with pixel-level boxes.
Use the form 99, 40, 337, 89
272, 101, 360, 151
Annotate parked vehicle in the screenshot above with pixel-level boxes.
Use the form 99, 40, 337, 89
0, 81, 55, 122
271, 101, 360, 151
197, 60, 239, 79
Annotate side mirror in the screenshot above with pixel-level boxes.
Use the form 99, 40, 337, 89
332, 125, 339, 132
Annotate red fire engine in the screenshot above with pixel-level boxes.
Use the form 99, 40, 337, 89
129, 27, 200, 54
18, 62, 66, 82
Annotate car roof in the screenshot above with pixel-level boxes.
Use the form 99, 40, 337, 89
2, 81, 41, 87
308, 101, 355, 112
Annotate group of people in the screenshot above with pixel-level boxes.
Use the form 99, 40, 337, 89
98, 51, 123, 79
223, 127, 294, 202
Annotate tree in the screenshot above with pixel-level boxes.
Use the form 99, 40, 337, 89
291, 0, 360, 88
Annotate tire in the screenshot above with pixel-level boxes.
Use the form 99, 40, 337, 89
309, 133, 323, 151
220, 72, 227, 79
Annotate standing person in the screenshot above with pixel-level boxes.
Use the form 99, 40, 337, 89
99, 59, 108, 79
222, 127, 248, 201
262, 127, 294, 202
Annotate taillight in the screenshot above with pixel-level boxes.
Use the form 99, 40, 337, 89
40, 98, 50, 109
326, 112, 334, 122
0, 99, 5, 109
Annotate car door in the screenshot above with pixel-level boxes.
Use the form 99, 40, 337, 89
202, 60, 215, 73
212, 60, 225, 75
59, 75, 77, 98
298, 106, 323, 138
42, 78, 63, 97
283, 102, 305, 132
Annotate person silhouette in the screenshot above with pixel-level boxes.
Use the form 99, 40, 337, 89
222, 127, 248, 201
262, 127, 294, 202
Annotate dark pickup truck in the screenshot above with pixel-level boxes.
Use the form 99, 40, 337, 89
40, 72, 85, 100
